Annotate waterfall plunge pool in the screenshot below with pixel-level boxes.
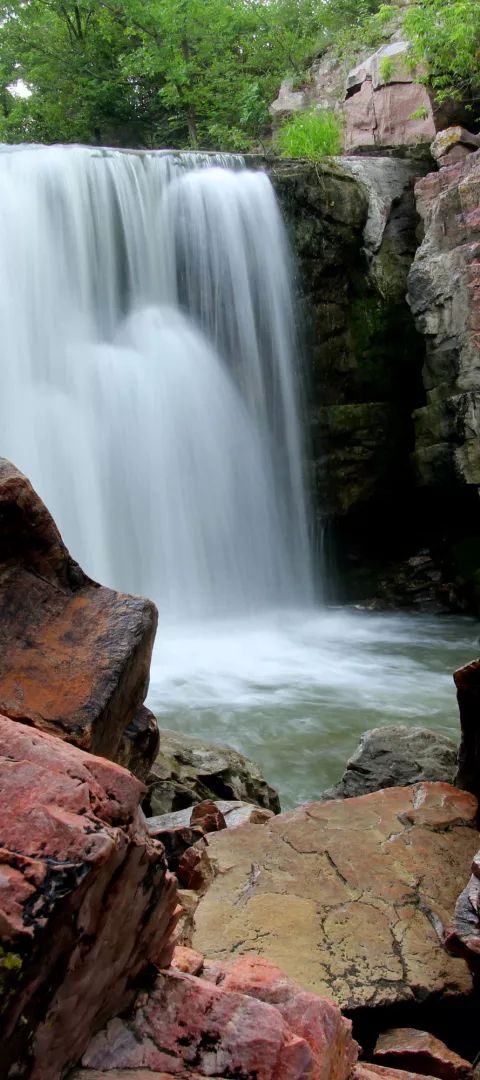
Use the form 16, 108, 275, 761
148, 607, 478, 810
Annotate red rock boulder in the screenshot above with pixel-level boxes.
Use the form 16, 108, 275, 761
0, 715, 180, 1080
81, 957, 358, 1080
0, 458, 158, 776
373, 1029, 472, 1080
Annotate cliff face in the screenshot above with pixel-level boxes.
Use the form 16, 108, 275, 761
271, 141, 480, 608
271, 155, 429, 600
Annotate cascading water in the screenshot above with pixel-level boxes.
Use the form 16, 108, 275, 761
0, 144, 312, 616
1, 143, 476, 809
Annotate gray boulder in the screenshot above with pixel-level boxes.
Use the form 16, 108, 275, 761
147, 727, 281, 816
322, 725, 458, 800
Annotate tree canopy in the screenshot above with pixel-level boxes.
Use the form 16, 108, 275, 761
0, 0, 478, 149
0, 0, 380, 148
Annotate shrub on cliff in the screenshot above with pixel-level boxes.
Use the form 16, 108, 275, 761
277, 108, 343, 159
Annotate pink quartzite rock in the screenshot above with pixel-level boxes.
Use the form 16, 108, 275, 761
344, 79, 435, 152
0, 715, 180, 1080
82, 958, 358, 1080
0, 458, 158, 774
374, 1029, 472, 1080
200, 955, 359, 1080
407, 152, 480, 493
82, 968, 315, 1079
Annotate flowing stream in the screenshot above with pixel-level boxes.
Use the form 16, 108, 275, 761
0, 144, 475, 808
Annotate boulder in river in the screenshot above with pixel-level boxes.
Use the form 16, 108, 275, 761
0, 457, 158, 778
147, 727, 280, 815
322, 725, 458, 800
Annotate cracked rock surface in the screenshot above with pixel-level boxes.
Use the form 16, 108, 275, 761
190, 783, 478, 1009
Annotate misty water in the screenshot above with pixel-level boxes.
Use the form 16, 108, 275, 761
148, 609, 478, 809
0, 144, 476, 809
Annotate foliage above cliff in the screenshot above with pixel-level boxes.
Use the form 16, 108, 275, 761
0, 0, 478, 149
0, 0, 381, 148
404, 0, 480, 106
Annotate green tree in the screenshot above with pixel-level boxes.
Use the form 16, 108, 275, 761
404, 0, 480, 105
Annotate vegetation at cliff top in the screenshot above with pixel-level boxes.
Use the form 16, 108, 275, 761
277, 109, 343, 159
0, 0, 478, 150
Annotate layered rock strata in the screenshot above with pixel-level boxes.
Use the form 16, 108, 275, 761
0, 715, 179, 1079
0, 457, 158, 777
408, 151, 480, 494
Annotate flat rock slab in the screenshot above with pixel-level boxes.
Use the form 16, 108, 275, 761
0, 458, 157, 765
191, 783, 479, 1009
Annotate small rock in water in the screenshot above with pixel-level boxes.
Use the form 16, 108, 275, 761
321, 725, 457, 801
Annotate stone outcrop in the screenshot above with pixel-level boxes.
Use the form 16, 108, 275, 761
147, 727, 280, 816
189, 783, 478, 1010
80, 955, 358, 1080
408, 150, 480, 494
0, 458, 158, 778
322, 725, 457, 800
431, 128, 480, 170
373, 1029, 472, 1080
271, 156, 427, 594
0, 714, 179, 1080
344, 41, 436, 153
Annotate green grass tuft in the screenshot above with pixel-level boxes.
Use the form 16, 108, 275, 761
277, 108, 343, 161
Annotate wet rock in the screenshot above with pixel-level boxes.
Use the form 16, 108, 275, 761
117, 704, 159, 782
322, 726, 457, 800
190, 783, 478, 1010
147, 727, 280, 815
82, 959, 358, 1080
373, 1028, 472, 1080
0, 714, 179, 1080
0, 458, 158, 775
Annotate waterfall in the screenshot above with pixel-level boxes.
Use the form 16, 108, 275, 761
0, 144, 312, 617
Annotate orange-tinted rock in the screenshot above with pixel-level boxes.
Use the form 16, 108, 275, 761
374, 1029, 472, 1080
344, 79, 435, 152
191, 783, 478, 1009
0, 458, 157, 771
82, 961, 358, 1080
0, 715, 179, 1080
190, 798, 227, 832
172, 945, 205, 976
